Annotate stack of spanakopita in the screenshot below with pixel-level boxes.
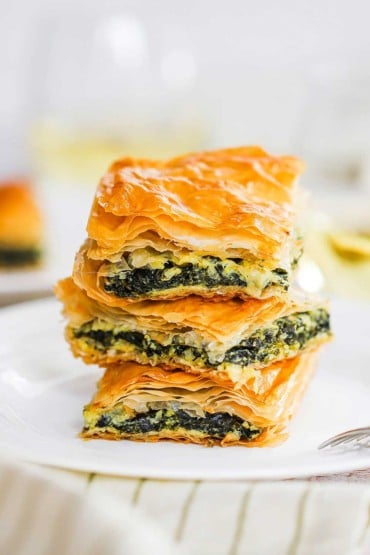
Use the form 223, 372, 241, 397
56, 146, 331, 447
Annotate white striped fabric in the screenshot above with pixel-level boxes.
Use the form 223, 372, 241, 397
0, 458, 369, 555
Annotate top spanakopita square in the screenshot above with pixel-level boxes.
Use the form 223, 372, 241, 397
83, 146, 304, 302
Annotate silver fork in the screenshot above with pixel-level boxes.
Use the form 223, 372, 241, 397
318, 427, 370, 451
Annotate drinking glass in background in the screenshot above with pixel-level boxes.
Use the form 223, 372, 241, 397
293, 61, 370, 300
27, 8, 208, 187
295, 193, 370, 301
297, 60, 370, 191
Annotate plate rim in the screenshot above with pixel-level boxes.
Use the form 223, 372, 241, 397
0, 440, 369, 481
0, 296, 369, 481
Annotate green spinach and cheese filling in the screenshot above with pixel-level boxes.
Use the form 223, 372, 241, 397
101, 248, 300, 299
83, 406, 262, 442
73, 308, 330, 372
0, 245, 41, 267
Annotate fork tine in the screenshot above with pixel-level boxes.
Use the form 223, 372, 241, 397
331, 428, 370, 440
318, 427, 370, 450
320, 432, 370, 450
319, 432, 364, 449
318, 436, 354, 450
333, 434, 369, 448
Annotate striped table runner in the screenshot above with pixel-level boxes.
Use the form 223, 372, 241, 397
0, 459, 369, 555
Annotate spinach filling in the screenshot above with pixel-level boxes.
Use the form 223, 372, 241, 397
103, 256, 289, 298
90, 408, 262, 440
0, 246, 41, 267
224, 308, 329, 365
74, 308, 330, 369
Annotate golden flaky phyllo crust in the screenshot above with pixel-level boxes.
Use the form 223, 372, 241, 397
57, 277, 321, 342
56, 277, 330, 385
82, 352, 317, 447
86, 146, 304, 263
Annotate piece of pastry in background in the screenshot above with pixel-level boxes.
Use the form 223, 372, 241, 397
0, 179, 43, 268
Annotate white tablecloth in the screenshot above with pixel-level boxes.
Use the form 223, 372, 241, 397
0, 458, 369, 555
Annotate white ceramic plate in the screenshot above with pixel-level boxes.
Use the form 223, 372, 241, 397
0, 297, 369, 480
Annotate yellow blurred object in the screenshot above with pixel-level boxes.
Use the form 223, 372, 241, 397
0, 179, 43, 268
31, 120, 206, 185
328, 230, 370, 260
304, 224, 370, 301
298, 193, 370, 301
0, 180, 42, 247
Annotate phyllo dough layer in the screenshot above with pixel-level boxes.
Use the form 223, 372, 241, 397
82, 352, 317, 446
57, 277, 331, 385
82, 147, 304, 300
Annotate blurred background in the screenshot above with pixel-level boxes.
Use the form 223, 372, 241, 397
1, 0, 370, 301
